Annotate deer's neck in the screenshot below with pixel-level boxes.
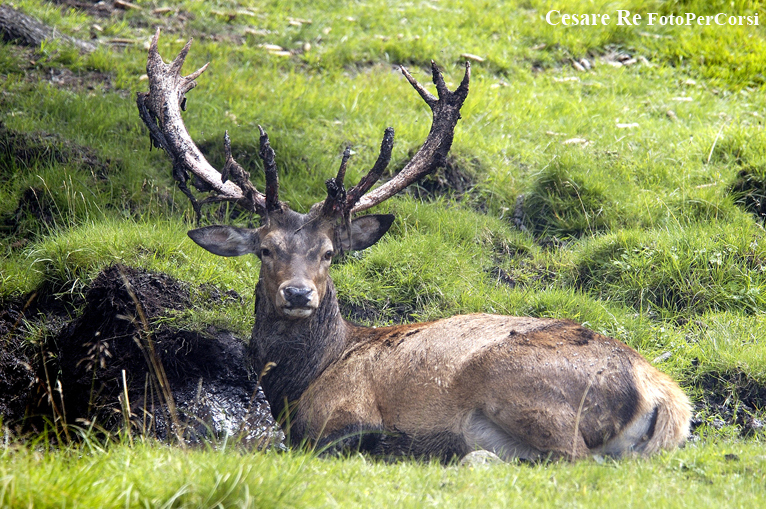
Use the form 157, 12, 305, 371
249, 277, 351, 424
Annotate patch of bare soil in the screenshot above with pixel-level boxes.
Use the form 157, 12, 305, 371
3, 264, 284, 447
0, 121, 116, 237
0, 121, 113, 177
339, 298, 414, 326
694, 371, 765, 436
729, 167, 766, 222
404, 155, 477, 202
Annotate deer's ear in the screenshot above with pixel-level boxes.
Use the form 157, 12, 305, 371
188, 225, 260, 257
336, 214, 395, 252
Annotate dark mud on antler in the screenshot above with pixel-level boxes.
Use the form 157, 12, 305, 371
0, 264, 283, 447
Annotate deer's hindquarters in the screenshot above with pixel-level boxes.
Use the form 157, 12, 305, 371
295, 314, 691, 461
616, 360, 691, 455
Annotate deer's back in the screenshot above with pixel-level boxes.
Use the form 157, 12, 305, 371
299, 313, 659, 446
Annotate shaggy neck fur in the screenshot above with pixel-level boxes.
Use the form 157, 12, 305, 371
249, 276, 350, 437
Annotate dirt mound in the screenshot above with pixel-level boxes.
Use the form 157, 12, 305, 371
53, 264, 282, 447
729, 167, 766, 222
403, 155, 477, 202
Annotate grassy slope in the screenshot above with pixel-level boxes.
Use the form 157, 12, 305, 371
2, 0, 766, 506
1, 440, 766, 508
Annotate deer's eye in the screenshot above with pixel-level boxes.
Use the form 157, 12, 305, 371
260, 248, 272, 258
323, 250, 334, 261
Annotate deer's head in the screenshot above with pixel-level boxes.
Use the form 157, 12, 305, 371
187, 128, 400, 320
188, 208, 393, 319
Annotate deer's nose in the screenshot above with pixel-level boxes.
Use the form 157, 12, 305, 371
282, 286, 313, 307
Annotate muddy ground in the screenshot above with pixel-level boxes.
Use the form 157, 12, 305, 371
0, 264, 283, 448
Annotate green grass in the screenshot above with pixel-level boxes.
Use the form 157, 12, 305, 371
3, 0, 766, 506
1, 439, 765, 508
568, 215, 766, 319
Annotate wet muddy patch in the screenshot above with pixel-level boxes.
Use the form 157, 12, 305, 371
53, 264, 282, 447
0, 264, 283, 447
693, 370, 766, 436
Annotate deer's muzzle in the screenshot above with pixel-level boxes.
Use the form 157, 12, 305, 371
278, 282, 318, 318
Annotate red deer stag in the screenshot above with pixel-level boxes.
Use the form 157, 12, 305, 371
137, 29, 691, 461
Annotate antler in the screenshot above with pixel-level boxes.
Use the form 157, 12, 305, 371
318, 61, 470, 218
137, 29, 275, 219
138, 29, 469, 222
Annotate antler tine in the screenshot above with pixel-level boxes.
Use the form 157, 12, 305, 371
221, 131, 267, 216
345, 127, 395, 209
430, 60, 451, 102
319, 146, 351, 218
336, 146, 352, 185
400, 66, 437, 108
169, 36, 192, 75
258, 125, 281, 213
349, 61, 471, 214
137, 28, 267, 220
456, 60, 471, 99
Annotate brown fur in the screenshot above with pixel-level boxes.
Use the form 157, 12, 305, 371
296, 315, 690, 460
190, 210, 692, 462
